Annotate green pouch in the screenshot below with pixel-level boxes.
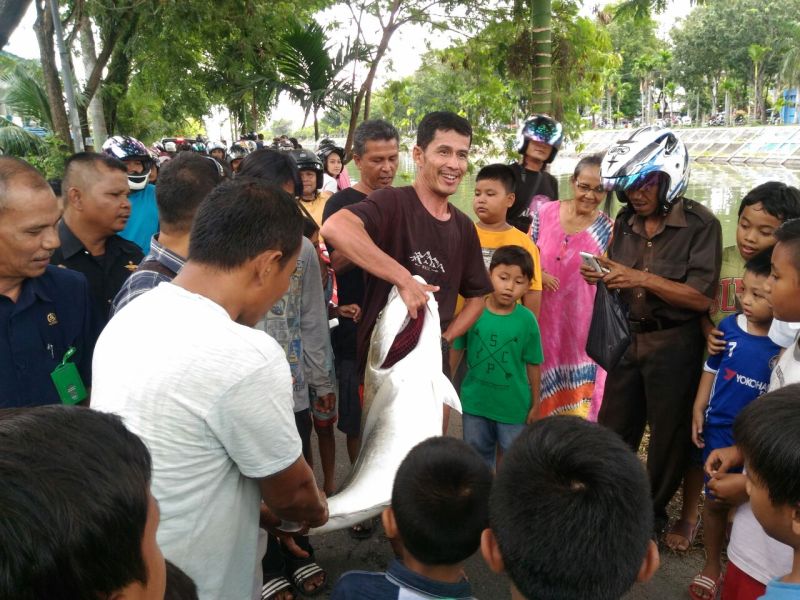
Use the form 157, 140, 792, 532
50, 347, 87, 405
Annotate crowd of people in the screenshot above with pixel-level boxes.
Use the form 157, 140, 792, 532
1, 109, 800, 600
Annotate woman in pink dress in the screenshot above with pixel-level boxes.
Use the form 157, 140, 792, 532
531, 154, 613, 420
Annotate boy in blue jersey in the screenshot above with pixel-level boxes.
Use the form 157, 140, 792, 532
688, 248, 782, 600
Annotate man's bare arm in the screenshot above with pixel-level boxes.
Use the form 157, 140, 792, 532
259, 457, 327, 527
321, 209, 437, 318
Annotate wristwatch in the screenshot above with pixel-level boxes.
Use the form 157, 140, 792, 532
440, 336, 450, 353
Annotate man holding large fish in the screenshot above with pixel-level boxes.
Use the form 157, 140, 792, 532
321, 111, 492, 375
316, 112, 492, 535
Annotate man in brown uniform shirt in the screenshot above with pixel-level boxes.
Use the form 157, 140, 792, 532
321, 112, 492, 378
583, 131, 722, 534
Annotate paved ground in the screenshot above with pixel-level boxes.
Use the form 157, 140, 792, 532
309, 412, 705, 599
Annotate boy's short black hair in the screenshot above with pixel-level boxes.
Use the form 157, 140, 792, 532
416, 111, 472, 150
164, 560, 199, 600
491, 416, 653, 600
774, 218, 800, 273
238, 148, 301, 197
476, 163, 517, 194
744, 246, 774, 278
392, 437, 492, 565
738, 182, 800, 222
189, 177, 303, 269
489, 245, 534, 281
156, 151, 222, 232
0, 406, 154, 598
734, 384, 800, 506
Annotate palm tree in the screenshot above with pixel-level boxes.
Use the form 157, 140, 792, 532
780, 43, 800, 124
748, 44, 771, 123
0, 119, 44, 156
276, 20, 364, 141
0, 65, 54, 131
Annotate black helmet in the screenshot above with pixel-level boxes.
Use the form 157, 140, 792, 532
317, 141, 345, 171
290, 149, 324, 190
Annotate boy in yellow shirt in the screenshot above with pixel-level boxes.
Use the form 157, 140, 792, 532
472, 164, 542, 319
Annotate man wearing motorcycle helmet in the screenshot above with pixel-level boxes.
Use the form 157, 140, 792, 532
226, 143, 250, 174
102, 135, 159, 255
291, 149, 329, 227
508, 114, 563, 233
580, 126, 722, 536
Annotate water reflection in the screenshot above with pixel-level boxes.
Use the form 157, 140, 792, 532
362, 156, 800, 248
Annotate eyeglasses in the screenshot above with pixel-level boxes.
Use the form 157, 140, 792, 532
575, 182, 605, 196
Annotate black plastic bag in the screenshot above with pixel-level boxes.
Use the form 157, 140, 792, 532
586, 281, 631, 372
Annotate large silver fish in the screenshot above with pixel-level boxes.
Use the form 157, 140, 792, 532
310, 276, 461, 534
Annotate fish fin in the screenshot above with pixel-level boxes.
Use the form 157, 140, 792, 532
434, 373, 462, 413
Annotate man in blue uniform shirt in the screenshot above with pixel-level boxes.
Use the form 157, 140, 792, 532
0, 157, 96, 408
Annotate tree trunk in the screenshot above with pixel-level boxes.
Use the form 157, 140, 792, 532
33, 0, 71, 144
0, 0, 33, 48
363, 85, 372, 120
102, 12, 139, 134
79, 13, 108, 147
343, 0, 402, 158
531, 0, 552, 114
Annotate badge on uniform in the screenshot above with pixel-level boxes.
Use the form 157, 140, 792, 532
50, 347, 88, 405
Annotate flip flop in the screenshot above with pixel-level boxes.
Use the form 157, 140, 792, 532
688, 572, 723, 600
664, 517, 700, 552
287, 561, 327, 597
261, 575, 296, 600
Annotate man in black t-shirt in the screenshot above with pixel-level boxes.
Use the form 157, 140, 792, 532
322, 119, 401, 464
507, 114, 564, 233
321, 112, 492, 379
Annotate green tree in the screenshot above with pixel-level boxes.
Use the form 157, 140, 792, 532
276, 20, 362, 140
780, 32, 800, 124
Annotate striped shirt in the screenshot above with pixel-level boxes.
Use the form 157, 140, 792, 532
111, 235, 184, 316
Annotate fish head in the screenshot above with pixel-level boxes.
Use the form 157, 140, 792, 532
367, 276, 441, 375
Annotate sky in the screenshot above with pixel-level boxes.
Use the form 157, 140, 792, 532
6, 0, 693, 137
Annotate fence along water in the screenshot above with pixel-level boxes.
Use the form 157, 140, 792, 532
565, 126, 800, 169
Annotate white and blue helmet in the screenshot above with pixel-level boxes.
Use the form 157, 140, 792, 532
601, 126, 690, 213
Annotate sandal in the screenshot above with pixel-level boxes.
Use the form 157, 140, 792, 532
664, 517, 700, 552
288, 561, 327, 597
349, 518, 374, 540
688, 572, 723, 600
261, 575, 296, 600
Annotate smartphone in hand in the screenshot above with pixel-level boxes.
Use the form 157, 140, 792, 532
579, 251, 609, 273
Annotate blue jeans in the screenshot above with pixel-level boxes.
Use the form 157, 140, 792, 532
462, 413, 526, 469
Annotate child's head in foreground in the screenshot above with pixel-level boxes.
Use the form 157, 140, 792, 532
0, 405, 166, 599
482, 416, 659, 600
765, 218, 800, 323
488, 245, 534, 309
734, 383, 800, 553
739, 247, 774, 327
474, 164, 517, 227
385, 436, 493, 568
736, 182, 800, 261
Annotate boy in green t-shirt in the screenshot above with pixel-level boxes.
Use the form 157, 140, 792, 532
450, 245, 543, 469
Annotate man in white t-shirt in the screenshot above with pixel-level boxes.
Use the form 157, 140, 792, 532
92, 178, 328, 600
705, 219, 800, 598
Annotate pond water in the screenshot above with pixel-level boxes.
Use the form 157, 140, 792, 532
347, 156, 800, 248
